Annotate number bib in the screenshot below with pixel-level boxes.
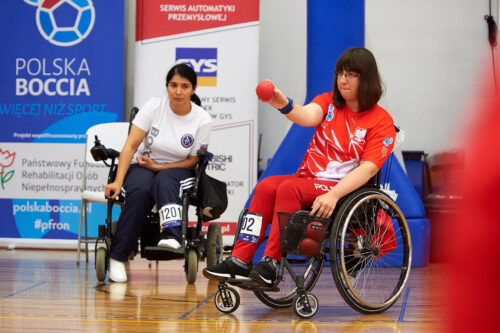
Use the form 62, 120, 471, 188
159, 203, 182, 230
237, 212, 263, 244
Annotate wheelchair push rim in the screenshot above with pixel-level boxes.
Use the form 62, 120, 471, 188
330, 188, 412, 314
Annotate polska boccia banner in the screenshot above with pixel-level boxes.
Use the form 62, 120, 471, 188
134, 0, 259, 244
0, 0, 123, 242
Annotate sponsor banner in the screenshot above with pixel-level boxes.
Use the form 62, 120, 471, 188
0, 143, 109, 200
0, 0, 124, 144
0, 0, 124, 240
0, 198, 121, 239
136, 0, 259, 42
135, 0, 259, 241
0, 142, 120, 239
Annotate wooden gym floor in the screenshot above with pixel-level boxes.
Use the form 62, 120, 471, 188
0, 249, 446, 332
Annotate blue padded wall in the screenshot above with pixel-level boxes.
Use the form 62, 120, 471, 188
380, 155, 426, 219
404, 160, 425, 199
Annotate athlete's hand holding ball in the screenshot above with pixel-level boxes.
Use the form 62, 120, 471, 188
255, 80, 290, 111
255, 80, 275, 100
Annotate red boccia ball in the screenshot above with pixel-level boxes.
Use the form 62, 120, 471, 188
306, 221, 326, 241
299, 237, 320, 257
255, 80, 275, 101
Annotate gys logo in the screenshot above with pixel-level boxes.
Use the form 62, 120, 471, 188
0, 148, 16, 190
24, 0, 95, 47
175, 48, 217, 87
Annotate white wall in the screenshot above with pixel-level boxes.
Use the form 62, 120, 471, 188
257, 1, 307, 169
366, 0, 496, 156
124, 0, 498, 171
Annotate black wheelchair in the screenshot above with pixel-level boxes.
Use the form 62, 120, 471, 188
90, 134, 226, 284
212, 170, 412, 318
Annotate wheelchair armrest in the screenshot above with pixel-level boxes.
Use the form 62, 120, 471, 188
194, 149, 213, 179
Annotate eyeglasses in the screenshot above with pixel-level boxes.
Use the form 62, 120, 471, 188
335, 71, 360, 80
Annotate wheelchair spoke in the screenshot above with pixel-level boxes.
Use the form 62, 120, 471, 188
330, 188, 412, 314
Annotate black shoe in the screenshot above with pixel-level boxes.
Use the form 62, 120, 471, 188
203, 257, 251, 281
248, 257, 276, 286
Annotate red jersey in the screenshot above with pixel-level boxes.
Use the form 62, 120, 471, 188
296, 92, 396, 181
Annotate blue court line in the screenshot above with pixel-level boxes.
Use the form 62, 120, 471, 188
0, 281, 47, 301
179, 290, 218, 320
398, 287, 411, 322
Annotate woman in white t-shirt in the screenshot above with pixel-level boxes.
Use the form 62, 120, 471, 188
104, 64, 212, 282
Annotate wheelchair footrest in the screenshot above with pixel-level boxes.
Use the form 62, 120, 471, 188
143, 246, 185, 260
227, 279, 280, 292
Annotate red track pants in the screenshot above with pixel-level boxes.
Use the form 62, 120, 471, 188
232, 174, 337, 263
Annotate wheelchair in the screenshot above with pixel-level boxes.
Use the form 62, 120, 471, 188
90, 134, 225, 284
212, 170, 412, 318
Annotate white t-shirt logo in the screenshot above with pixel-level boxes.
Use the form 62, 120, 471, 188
181, 134, 194, 148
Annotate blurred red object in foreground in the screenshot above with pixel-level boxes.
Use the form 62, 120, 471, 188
445, 82, 499, 332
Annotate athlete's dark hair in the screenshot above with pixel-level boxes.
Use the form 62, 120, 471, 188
190, 93, 202, 107
332, 47, 383, 112
166, 63, 197, 89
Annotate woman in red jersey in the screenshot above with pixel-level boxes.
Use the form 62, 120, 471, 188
204, 47, 396, 286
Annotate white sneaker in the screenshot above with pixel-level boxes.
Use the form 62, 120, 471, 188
157, 238, 182, 249
109, 258, 127, 282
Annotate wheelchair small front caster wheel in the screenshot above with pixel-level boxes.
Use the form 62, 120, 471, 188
185, 248, 198, 284
293, 292, 319, 319
214, 286, 240, 314
95, 247, 107, 282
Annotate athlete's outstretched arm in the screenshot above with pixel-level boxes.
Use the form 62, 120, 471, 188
262, 81, 323, 127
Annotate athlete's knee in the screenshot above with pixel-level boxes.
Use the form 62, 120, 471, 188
125, 184, 153, 202
254, 176, 281, 197
275, 178, 301, 198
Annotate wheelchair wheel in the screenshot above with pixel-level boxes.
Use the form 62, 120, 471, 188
330, 187, 412, 314
206, 223, 223, 266
95, 247, 107, 282
293, 292, 319, 319
254, 255, 324, 309
214, 286, 240, 314
185, 248, 198, 284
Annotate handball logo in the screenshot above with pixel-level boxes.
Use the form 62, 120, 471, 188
25, 0, 95, 47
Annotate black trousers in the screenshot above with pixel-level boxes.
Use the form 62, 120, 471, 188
110, 164, 195, 262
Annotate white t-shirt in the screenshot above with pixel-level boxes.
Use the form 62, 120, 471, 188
132, 96, 212, 164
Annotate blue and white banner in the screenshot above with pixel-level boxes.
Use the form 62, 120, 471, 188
0, 0, 124, 241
